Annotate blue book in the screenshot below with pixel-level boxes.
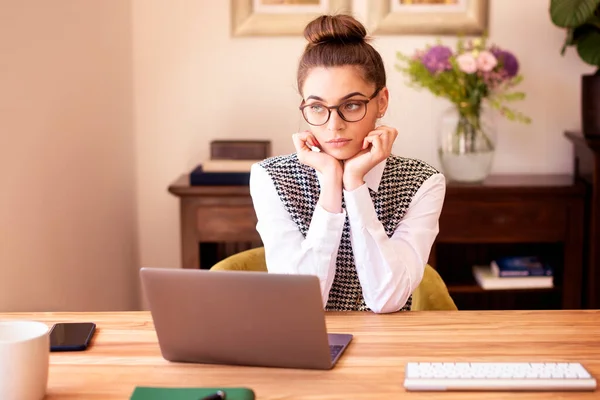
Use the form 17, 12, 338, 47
189, 165, 250, 186
490, 256, 553, 277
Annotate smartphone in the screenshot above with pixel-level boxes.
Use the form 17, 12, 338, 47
49, 322, 96, 352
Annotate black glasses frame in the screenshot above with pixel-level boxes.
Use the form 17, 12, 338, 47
299, 87, 382, 126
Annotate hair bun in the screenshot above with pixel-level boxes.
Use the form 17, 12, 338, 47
304, 14, 367, 47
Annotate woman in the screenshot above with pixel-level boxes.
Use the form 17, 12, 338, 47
249, 14, 446, 313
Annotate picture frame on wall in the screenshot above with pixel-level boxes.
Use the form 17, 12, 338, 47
367, 0, 489, 35
231, 0, 352, 36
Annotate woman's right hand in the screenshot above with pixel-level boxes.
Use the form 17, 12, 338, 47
292, 131, 341, 176
293, 131, 343, 214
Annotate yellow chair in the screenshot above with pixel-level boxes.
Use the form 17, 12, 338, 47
210, 247, 457, 311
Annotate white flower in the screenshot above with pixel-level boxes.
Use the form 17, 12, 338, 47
456, 53, 477, 74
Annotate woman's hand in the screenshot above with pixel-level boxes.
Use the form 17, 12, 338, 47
293, 131, 343, 214
293, 131, 342, 176
343, 126, 398, 191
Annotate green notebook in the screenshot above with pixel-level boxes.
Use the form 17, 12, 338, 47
130, 387, 255, 400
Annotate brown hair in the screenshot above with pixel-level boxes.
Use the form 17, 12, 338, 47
297, 14, 386, 96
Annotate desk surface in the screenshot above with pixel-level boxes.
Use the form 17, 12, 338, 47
2, 310, 598, 399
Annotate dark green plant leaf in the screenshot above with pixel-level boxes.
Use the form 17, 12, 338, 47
577, 28, 600, 66
550, 0, 600, 27
587, 15, 600, 28
574, 23, 597, 39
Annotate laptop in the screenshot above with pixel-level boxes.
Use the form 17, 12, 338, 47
139, 268, 352, 370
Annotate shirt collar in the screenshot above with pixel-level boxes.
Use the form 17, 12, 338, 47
363, 158, 387, 192
315, 158, 387, 192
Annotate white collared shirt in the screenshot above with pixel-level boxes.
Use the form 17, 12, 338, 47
249, 158, 446, 313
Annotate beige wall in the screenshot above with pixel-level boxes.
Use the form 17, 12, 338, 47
133, 0, 595, 279
0, 1, 138, 311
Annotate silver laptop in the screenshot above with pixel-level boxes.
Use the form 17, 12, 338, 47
139, 268, 352, 370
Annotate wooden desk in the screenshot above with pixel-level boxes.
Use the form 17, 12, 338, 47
168, 174, 586, 310
2, 310, 599, 399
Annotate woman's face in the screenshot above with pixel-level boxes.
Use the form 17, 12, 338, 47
300, 65, 389, 161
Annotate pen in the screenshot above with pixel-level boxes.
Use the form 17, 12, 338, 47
200, 390, 226, 400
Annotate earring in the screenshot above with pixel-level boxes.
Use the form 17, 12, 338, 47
379, 114, 384, 118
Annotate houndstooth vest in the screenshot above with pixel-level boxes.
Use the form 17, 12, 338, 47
259, 153, 438, 311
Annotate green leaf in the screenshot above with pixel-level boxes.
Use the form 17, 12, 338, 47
497, 92, 526, 102
576, 28, 600, 66
573, 23, 595, 41
550, 0, 600, 27
586, 15, 600, 28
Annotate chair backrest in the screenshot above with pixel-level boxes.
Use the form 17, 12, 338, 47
210, 247, 457, 311
411, 263, 458, 311
211, 247, 267, 272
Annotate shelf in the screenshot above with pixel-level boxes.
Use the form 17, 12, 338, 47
448, 284, 559, 294
447, 284, 563, 310
430, 238, 574, 309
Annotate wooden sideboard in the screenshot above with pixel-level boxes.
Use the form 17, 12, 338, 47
168, 174, 586, 310
565, 131, 600, 309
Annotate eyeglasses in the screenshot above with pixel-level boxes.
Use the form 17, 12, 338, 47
299, 88, 382, 126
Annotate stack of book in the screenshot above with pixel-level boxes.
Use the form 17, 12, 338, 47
472, 256, 554, 290
189, 140, 270, 186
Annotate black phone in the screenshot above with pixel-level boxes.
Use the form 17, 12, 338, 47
49, 322, 96, 352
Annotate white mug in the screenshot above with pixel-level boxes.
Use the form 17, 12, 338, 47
0, 320, 50, 400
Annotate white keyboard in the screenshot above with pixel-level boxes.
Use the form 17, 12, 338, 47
404, 362, 597, 392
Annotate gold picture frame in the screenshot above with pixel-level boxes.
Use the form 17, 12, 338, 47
231, 0, 353, 36
367, 0, 489, 35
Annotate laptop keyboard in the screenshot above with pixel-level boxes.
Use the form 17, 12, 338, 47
329, 344, 344, 361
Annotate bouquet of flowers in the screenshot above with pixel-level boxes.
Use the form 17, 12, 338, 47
396, 36, 531, 125
396, 37, 530, 182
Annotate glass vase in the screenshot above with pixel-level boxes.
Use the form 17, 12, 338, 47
437, 103, 497, 183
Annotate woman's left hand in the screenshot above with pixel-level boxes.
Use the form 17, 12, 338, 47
343, 125, 398, 191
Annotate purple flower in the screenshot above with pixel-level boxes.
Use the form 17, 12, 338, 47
420, 45, 452, 74
491, 49, 519, 77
